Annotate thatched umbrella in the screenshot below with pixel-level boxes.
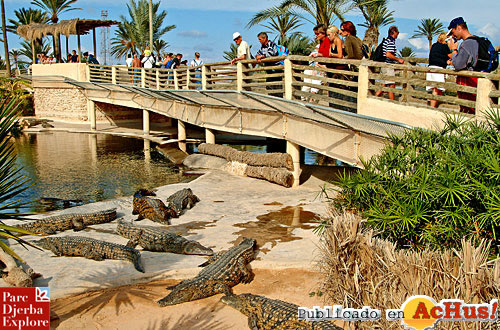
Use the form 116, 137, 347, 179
17, 19, 118, 63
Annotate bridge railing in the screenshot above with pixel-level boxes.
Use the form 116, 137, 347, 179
85, 56, 499, 124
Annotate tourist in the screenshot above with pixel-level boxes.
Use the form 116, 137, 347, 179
126, 54, 133, 67
311, 24, 330, 59
426, 32, 452, 108
374, 26, 405, 100
70, 50, 79, 63
231, 32, 251, 66
164, 53, 174, 69
340, 21, 363, 60
191, 52, 203, 88
142, 49, 155, 69
447, 17, 479, 114
301, 45, 324, 103
256, 32, 281, 96
170, 54, 182, 70
35, 53, 41, 64
327, 25, 351, 110
132, 53, 141, 85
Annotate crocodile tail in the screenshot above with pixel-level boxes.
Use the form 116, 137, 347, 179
130, 251, 145, 273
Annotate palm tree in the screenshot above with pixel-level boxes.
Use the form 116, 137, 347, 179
1, 0, 10, 76
31, 0, 81, 62
398, 46, 415, 58
412, 18, 445, 50
355, 0, 395, 51
247, 7, 304, 45
9, 50, 21, 73
153, 39, 168, 56
111, 0, 175, 60
19, 39, 51, 63
223, 43, 238, 61
284, 34, 314, 55
7, 8, 49, 34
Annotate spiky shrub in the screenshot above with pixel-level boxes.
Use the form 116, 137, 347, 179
0, 97, 36, 260
333, 109, 500, 252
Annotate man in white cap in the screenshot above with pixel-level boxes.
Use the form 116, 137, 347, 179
231, 32, 251, 66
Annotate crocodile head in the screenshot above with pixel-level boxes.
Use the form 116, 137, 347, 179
183, 241, 214, 256
134, 189, 156, 198
240, 237, 257, 250
33, 238, 53, 250
220, 293, 253, 313
157, 283, 201, 307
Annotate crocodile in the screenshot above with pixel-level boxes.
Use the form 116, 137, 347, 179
132, 189, 176, 225
16, 208, 117, 235
116, 220, 214, 256
157, 237, 256, 306
221, 293, 342, 330
34, 236, 144, 273
166, 188, 200, 217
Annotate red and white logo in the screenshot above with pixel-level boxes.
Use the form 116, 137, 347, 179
0, 287, 50, 329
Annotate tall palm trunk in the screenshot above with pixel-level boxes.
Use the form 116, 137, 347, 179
1, 0, 11, 77
363, 25, 380, 52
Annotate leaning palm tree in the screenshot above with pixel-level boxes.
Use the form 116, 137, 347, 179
356, 0, 394, 51
7, 7, 49, 34
31, 0, 81, 62
412, 18, 445, 50
1, 0, 11, 76
153, 39, 168, 56
111, 0, 175, 60
398, 46, 415, 58
247, 7, 303, 45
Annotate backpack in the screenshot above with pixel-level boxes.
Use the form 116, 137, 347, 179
276, 44, 289, 64
361, 44, 370, 59
370, 38, 386, 62
469, 35, 499, 72
88, 56, 99, 65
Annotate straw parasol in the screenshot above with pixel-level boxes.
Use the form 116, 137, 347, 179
17, 19, 119, 63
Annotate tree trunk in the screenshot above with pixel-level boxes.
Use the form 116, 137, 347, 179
363, 25, 380, 54
428, 37, 432, 51
1, 0, 11, 77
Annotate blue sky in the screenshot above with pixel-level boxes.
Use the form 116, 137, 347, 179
4, 0, 500, 65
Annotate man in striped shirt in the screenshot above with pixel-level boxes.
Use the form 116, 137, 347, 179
375, 26, 405, 100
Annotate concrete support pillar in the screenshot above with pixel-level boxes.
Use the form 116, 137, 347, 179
88, 99, 96, 131
174, 70, 179, 90
237, 62, 243, 92
201, 66, 207, 90
178, 120, 186, 152
111, 66, 117, 84
284, 58, 293, 100
357, 62, 369, 115
141, 68, 146, 88
286, 140, 300, 188
205, 128, 215, 144
476, 78, 495, 118
143, 109, 150, 135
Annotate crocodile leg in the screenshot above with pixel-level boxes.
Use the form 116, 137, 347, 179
135, 214, 144, 221
71, 219, 85, 231
237, 258, 254, 284
81, 245, 104, 261
126, 230, 143, 249
248, 314, 259, 330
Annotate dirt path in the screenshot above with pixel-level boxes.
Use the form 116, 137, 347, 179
51, 268, 345, 330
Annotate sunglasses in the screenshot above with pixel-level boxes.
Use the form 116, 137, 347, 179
314, 32, 323, 35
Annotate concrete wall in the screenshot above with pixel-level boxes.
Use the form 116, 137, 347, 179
32, 63, 88, 81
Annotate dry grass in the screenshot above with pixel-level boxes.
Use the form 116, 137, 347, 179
318, 210, 500, 329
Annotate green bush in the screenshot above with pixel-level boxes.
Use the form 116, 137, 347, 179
333, 109, 500, 252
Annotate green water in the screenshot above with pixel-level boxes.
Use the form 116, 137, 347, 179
13, 132, 195, 213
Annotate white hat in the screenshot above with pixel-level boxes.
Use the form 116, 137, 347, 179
232, 32, 241, 40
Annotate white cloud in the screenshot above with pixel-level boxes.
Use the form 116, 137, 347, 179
398, 32, 408, 40
479, 23, 500, 44
177, 30, 208, 38
408, 38, 429, 50
194, 44, 214, 52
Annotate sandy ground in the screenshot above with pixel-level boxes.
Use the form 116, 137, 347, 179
50, 268, 345, 330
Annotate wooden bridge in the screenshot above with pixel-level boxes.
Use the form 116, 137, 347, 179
29, 56, 500, 186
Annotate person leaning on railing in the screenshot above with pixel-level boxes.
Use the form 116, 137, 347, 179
255, 32, 281, 96
340, 21, 363, 60
327, 25, 352, 111
426, 32, 452, 108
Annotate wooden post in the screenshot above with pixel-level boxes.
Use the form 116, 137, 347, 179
284, 58, 293, 100
77, 32, 82, 63
201, 65, 207, 90
174, 70, 179, 90
141, 68, 146, 88
205, 128, 215, 144
357, 61, 369, 115
476, 78, 495, 118
92, 27, 97, 59
143, 109, 150, 135
156, 69, 160, 89
237, 62, 243, 92
65, 35, 69, 61
88, 100, 96, 131
31, 40, 35, 64
286, 141, 300, 187
111, 66, 117, 84
185, 68, 190, 90
178, 120, 186, 152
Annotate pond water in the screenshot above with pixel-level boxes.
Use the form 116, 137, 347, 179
13, 132, 195, 213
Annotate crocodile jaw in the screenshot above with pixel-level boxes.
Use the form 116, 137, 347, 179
157, 286, 196, 307
183, 242, 214, 256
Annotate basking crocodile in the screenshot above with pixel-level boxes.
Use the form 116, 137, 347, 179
34, 236, 144, 273
16, 208, 117, 235
133, 189, 176, 225
166, 188, 200, 217
157, 237, 256, 306
117, 220, 214, 256
221, 293, 342, 330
